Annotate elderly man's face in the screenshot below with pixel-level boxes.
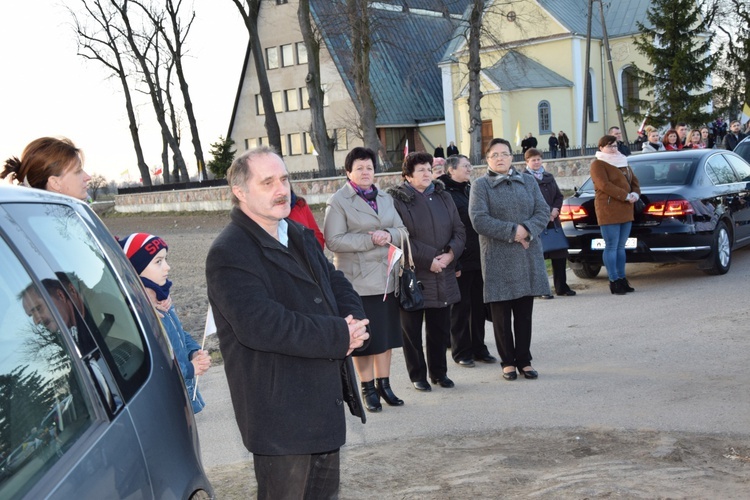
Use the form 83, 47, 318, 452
233, 153, 291, 228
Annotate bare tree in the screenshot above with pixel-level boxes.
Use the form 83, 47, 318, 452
111, 0, 189, 182
134, 0, 206, 180
298, 0, 336, 172
715, 0, 749, 117
230, 0, 283, 154
345, 0, 382, 161
71, 0, 152, 186
466, 0, 485, 164
88, 174, 108, 200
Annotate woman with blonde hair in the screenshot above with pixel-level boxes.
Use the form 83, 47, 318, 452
684, 129, 705, 149
641, 126, 666, 152
2, 137, 91, 200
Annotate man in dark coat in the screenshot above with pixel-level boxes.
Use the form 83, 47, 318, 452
548, 133, 559, 158
206, 146, 370, 499
447, 141, 459, 157
722, 120, 747, 151
439, 155, 497, 368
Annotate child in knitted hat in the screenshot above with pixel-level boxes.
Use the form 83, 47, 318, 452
119, 233, 210, 413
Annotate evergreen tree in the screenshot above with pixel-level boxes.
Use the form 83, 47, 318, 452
207, 137, 236, 179
629, 0, 716, 127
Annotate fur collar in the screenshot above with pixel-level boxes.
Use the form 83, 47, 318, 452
387, 179, 445, 203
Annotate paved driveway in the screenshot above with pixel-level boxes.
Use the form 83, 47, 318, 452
195, 249, 750, 490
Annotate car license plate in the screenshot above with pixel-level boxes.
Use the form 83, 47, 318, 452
591, 238, 637, 250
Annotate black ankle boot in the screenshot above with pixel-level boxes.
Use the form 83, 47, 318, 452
618, 278, 635, 292
609, 280, 626, 295
375, 377, 404, 406
361, 380, 382, 412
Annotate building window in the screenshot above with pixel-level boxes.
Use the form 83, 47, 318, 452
335, 128, 347, 151
300, 87, 310, 109
266, 47, 279, 70
272, 91, 283, 112
280, 135, 289, 156
304, 133, 314, 154
259, 136, 268, 145
586, 69, 598, 123
323, 88, 329, 107
296, 42, 307, 65
284, 89, 298, 111
538, 101, 551, 135
621, 66, 640, 114
289, 133, 302, 155
255, 94, 264, 115
247, 138, 258, 150
276, 0, 288, 4
281, 44, 294, 67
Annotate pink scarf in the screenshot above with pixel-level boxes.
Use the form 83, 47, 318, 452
595, 150, 629, 168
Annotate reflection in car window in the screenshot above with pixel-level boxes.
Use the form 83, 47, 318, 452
629, 159, 695, 186
705, 155, 739, 185
0, 237, 93, 499
4, 204, 149, 400
724, 154, 750, 182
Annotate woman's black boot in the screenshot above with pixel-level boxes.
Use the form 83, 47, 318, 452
609, 280, 626, 295
375, 377, 404, 406
618, 278, 635, 292
361, 380, 382, 412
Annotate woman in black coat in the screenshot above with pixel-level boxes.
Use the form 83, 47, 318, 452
524, 148, 575, 297
439, 155, 496, 367
388, 152, 465, 391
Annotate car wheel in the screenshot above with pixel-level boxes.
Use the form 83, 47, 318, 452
572, 261, 602, 279
704, 220, 731, 275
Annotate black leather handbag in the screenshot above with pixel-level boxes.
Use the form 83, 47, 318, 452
540, 226, 569, 253
395, 229, 424, 311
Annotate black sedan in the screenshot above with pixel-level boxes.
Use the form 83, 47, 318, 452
560, 149, 750, 278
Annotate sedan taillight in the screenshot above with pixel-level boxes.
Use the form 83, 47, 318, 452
560, 204, 588, 221
645, 198, 694, 217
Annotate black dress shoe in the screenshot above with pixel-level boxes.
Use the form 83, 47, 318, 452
476, 354, 497, 364
456, 359, 475, 367
520, 368, 538, 379
429, 376, 455, 388
618, 278, 635, 293
556, 289, 577, 296
412, 380, 432, 392
502, 370, 517, 381
538, 294, 554, 299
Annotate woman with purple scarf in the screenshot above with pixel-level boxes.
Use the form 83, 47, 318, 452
324, 147, 407, 412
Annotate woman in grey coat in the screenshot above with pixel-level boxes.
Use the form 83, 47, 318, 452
469, 138, 550, 381
324, 147, 407, 412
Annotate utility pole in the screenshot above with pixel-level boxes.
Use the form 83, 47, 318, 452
581, 0, 593, 149
598, 0, 629, 143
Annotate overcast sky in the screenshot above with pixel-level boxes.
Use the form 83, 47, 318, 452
0, 0, 247, 182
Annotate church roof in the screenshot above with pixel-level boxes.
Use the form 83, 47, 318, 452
483, 50, 573, 91
311, 0, 472, 126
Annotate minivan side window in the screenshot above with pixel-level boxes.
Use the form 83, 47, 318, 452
0, 237, 94, 499
3, 204, 149, 400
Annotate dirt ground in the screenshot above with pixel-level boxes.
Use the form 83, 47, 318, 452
101, 209, 750, 499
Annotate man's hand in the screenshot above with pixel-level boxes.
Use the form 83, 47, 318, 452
344, 315, 370, 355
550, 208, 560, 221
190, 349, 211, 376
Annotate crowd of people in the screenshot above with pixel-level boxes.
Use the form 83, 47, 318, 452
634, 119, 748, 153
6, 120, 749, 496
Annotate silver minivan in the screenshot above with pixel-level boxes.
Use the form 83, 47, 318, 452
0, 186, 213, 498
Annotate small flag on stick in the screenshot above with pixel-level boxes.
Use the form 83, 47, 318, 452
193, 305, 217, 401
403, 139, 409, 158
384, 243, 402, 300
515, 121, 522, 147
